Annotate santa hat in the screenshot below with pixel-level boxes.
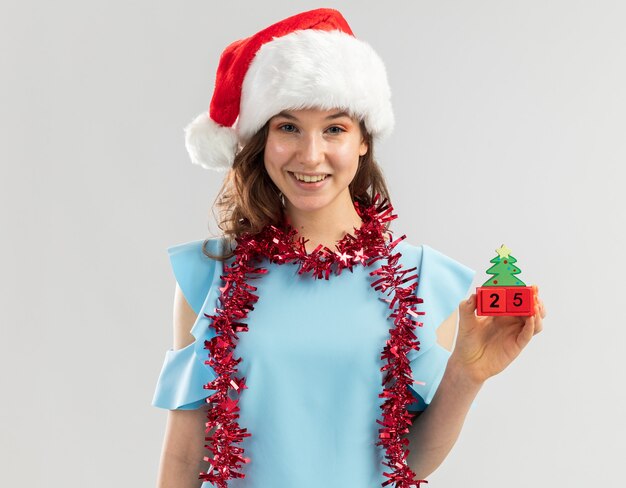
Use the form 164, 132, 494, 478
184, 8, 394, 171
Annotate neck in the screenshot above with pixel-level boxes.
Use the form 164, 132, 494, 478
284, 195, 363, 253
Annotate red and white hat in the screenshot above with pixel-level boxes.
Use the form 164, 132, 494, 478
184, 8, 394, 171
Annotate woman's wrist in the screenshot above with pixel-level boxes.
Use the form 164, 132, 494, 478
446, 354, 487, 393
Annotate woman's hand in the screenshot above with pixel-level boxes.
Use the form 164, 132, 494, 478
448, 288, 546, 386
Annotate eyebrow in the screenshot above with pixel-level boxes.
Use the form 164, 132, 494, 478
273, 110, 352, 121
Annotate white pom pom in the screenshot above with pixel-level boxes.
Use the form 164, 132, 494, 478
183, 112, 238, 171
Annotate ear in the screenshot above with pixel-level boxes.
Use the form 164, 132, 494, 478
359, 138, 369, 157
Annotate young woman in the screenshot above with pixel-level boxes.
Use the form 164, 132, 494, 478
152, 8, 546, 488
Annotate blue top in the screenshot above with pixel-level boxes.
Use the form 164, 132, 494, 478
152, 237, 475, 487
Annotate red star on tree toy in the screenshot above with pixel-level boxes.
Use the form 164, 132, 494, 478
476, 244, 538, 316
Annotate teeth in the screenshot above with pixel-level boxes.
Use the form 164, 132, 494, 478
293, 172, 328, 183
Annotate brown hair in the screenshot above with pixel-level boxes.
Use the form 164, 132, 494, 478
202, 117, 391, 261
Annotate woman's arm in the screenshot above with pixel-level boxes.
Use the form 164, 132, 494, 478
406, 293, 545, 479
157, 407, 212, 488
156, 285, 212, 488
405, 353, 483, 479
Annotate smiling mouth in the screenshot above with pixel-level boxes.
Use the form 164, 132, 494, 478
288, 171, 330, 183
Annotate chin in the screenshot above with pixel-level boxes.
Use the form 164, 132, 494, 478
285, 195, 336, 213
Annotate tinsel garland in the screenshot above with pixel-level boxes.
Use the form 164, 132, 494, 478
199, 195, 428, 487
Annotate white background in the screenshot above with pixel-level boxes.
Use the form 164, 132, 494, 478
1, 1, 624, 486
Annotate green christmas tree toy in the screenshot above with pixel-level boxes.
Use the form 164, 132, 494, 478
476, 244, 537, 316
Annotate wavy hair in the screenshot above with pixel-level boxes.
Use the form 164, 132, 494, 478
202, 117, 391, 261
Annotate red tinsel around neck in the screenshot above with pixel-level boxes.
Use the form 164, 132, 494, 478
199, 195, 428, 487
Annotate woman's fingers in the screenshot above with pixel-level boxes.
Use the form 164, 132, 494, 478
533, 312, 543, 335
532, 296, 545, 335
538, 298, 546, 319
517, 315, 536, 349
460, 293, 476, 313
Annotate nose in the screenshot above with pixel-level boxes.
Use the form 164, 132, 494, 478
298, 132, 325, 167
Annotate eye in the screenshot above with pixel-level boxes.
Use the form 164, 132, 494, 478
278, 124, 297, 133
326, 126, 345, 135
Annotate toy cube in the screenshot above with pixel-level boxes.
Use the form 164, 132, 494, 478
478, 287, 507, 314
505, 287, 534, 314
476, 285, 537, 317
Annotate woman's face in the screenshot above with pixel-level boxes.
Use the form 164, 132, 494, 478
263, 107, 368, 215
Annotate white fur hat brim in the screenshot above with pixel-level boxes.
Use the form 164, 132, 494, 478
238, 29, 394, 145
